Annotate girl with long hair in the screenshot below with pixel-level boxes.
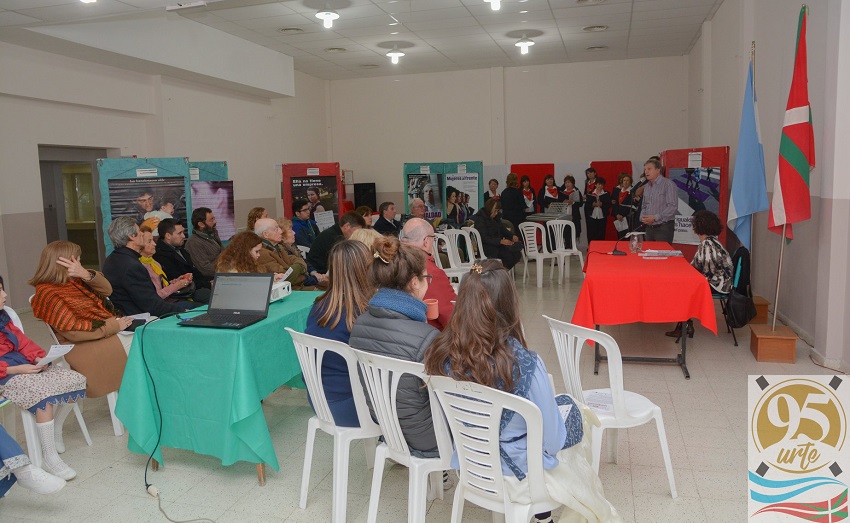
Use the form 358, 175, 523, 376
246, 207, 268, 233
304, 240, 374, 427
424, 260, 620, 523
214, 231, 263, 274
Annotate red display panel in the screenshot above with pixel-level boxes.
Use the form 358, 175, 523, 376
282, 163, 342, 219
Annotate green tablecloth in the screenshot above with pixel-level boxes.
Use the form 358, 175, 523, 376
115, 291, 320, 471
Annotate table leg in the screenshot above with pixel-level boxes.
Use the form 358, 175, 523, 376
256, 463, 266, 486
679, 320, 692, 380
151, 458, 160, 471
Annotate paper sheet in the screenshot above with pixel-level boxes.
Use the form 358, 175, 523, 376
39, 344, 74, 367
585, 391, 614, 412
559, 403, 573, 422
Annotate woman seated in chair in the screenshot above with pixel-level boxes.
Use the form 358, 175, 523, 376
304, 240, 374, 427
1, 423, 66, 496
29, 241, 131, 397
424, 260, 620, 523
348, 236, 442, 458
278, 218, 328, 289
138, 226, 195, 300
253, 219, 320, 291
667, 210, 734, 339
214, 231, 285, 282
1, 275, 86, 482
472, 198, 522, 270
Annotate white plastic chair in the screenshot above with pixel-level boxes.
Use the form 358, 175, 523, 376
297, 245, 311, 258
518, 222, 559, 288
285, 328, 382, 523
351, 349, 453, 523
543, 315, 677, 498
428, 376, 562, 523
433, 233, 466, 281
29, 296, 122, 437
461, 227, 487, 262
546, 220, 585, 283
3, 306, 92, 466
443, 228, 474, 270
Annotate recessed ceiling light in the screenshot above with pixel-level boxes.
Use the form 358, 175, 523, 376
586, 45, 609, 51
520, 11, 528, 14
389, 22, 398, 26
583, 25, 609, 32
80, 0, 97, 3
324, 47, 347, 53
391, 31, 399, 35
278, 27, 305, 34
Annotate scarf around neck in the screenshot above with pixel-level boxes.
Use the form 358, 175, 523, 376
140, 256, 169, 286
0, 309, 19, 349
33, 279, 117, 332
369, 288, 427, 322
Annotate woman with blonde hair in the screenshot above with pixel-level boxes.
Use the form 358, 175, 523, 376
349, 227, 382, 250
29, 241, 130, 398
304, 240, 374, 426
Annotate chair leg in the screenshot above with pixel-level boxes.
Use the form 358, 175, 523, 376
364, 437, 377, 469
653, 412, 678, 498
492, 511, 506, 523
536, 258, 543, 288
408, 464, 429, 523
590, 426, 603, 474
331, 435, 354, 523
505, 503, 534, 523
606, 428, 618, 464
427, 470, 443, 501
365, 447, 386, 523
107, 392, 124, 436
21, 411, 43, 469
72, 404, 93, 446
299, 419, 319, 509
450, 486, 465, 523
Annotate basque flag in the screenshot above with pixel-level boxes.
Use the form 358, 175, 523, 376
728, 60, 768, 251
768, 6, 815, 241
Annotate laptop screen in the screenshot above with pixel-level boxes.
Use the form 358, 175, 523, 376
208, 273, 274, 314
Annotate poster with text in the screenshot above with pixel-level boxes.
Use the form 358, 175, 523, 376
107, 177, 187, 225
291, 176, 339, 222
445, 172, 480, 216
669, 166, 721, 245
406, 174, 443, 220
191, 181, 235, 241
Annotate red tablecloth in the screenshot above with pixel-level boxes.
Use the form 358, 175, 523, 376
571, 241, 718, 334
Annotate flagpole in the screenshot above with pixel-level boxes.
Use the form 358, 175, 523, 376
771, 224, 786, 330
749, 40, 757, 278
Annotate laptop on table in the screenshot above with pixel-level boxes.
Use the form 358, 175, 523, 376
178, 273, 274, 330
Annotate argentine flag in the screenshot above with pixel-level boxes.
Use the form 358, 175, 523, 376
728, 60, 769, 250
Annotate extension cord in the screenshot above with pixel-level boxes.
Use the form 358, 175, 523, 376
147, 485, 160, 497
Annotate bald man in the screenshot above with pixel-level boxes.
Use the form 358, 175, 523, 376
400, 218, 456, 330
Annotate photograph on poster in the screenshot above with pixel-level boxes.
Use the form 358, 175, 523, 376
669, 166, 721, 244
406, 174, 443, 219
446, 172, 480, 217
191, 181, 236, 241
291, 177, 338, 221
107, 177, 186, 225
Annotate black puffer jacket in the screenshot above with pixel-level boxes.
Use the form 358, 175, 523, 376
349, 303, 439, 454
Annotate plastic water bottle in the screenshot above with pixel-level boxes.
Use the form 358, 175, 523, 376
634, 235, 644, 253
629, 235, 639, 253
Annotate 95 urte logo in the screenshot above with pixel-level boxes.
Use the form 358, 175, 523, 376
748, 376, 848, 521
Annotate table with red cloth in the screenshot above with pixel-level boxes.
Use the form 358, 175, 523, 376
571, 241, 717, 379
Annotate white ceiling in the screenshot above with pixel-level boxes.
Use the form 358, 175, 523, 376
0, 0, 724, 81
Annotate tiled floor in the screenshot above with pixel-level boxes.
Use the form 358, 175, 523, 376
1, 260, 831, 522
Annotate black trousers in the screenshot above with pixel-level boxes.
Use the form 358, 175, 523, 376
644, 220, 675, 243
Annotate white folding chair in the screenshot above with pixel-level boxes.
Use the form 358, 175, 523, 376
546, 220, 585, 283
429, 376, 562, 523
461, 227, 487, 262
297, 245, 311, 258
543, 315, 677, 498
285, 328, 382, 523
518, 222, 559, 288
433, 233, 466, 282
4, 306, 92, 466
443, 229, 474, 269
351, 350, 453, 523
28, 296, 121, 438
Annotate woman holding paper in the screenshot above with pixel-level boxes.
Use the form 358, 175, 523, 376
29, 241, 130, 400
611, 174, 635, 239
1, 274, 86, 481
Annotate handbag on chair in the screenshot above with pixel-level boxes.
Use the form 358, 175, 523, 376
726, 288, 756, 329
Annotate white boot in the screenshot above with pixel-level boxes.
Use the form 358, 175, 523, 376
53, 402, 74, 454
13, 464, 66, 495
36, 420, 76, 481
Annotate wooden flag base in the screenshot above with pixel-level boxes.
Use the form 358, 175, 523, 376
750, 324, 797, 363
751, 295, 769, 324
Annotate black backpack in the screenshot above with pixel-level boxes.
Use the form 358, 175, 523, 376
726, 246, 757, 328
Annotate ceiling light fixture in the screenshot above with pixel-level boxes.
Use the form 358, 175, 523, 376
315, 8, 340, 29
484, 0, 501, 11
515, 34, 534, 55
386, 45, 405, 65
80, 0, 97, 3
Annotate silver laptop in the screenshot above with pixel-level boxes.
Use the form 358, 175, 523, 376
178, 273, 274, 330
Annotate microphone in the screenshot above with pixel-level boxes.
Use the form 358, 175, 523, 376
609, 223, 646, 256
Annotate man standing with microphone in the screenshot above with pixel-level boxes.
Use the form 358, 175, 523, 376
639, 158, 678, 243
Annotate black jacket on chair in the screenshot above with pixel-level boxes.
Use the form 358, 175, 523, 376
103, 246, 188, 317
152, 239, 211, 289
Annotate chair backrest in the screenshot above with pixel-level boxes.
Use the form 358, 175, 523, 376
428, 375, 550, 512
518, 222, 550, 256
351, 349, 452, 462
297, 245, 311, 258
730, 246, 750, 294
285, 328, 379, 431
4, 306, 23, 333
443, 229, 472, 269
546, 220, 577, 253
29, 294, 61, 344
462, 227, 487, 260
542, 315, 627, 417
432, 233, 449, 270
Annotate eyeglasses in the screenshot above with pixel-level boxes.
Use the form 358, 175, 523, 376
299, 208, 310, 213
421, 274, 433, 283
